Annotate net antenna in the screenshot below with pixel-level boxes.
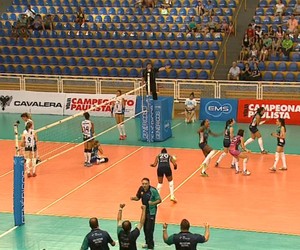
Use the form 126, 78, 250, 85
34, 84, 147, 167
14, 120, 20, 156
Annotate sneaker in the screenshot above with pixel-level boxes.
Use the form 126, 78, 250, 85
231, 164, 235, 169
27, 173, 32, 178
84, 162, 88, 167
215, 162, 219, 167
142, 244, 148, 249
261, 150, 268, 154
269, 167, 276, 172
201, 171, 209, 177
86, 162, 93, 167
235, 169, 240, 174
119, 135, 124, 140
32, 173, 37, 177
170, 196, 177, 203
279, 167, 287, 171
199, 163, 207, 171
243, 170, 251, 176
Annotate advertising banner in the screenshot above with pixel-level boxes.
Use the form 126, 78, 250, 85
237, 99, 300, 125
141, 97, 155, 142
153, 98, 172, 141
199, 98, 238, 121
0, 90, 64, 115
64, 93, 136, 117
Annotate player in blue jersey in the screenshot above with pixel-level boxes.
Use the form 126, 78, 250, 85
90, 140, 109, 165
81, 112, 94, 167
244, 107, 268, 154
184, 92, 197, 123
111, 90, 127, 140
150, 148, 178, 202
270, 118, 287, 172
198, 119, 222, 177
215, 118, 236, 168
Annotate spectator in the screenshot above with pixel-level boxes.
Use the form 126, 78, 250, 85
249, 62, 262, 81
32, 14, 44, 31
228, 21, 234, 35
18, 14, 29, 29
263, 34, 272, 50
255, 26, 263, 39
272, 37, 282, 53
161, 6, 168, 15
19, 26, 30, 39
275, 0, 285, 17
240, 63, 252, 81
249, 44, 259, 61
220, 18, 229, 33
204, 0, 214, 17
145, 0, 155, 8
259, 45, 269, 62
43, 14, 54, 31
117, 204, 146, 250
268, 26, 275, 39
187, 17, 197, 34
242, 32, 250, 48
227, 61, 240, 80
75, 7, 85, 26
254, 34, 263, 51
239, 45, 250, 61
80, 217, 116, 250
293, 0, 300, 15
281, 34, 293, 58
207, 16, 217, 33
287, 14, 299, 35
25, 4, 36, 25
276, 26, 285, 39
130, 178, 161, 250
197, 0, 205, 16
246, 23, 255, 44
163, 219, 210, 248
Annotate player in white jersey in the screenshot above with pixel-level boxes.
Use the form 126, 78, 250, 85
184, 92, 197, 123
111, 90, 126, 140
21, 112, 41, 164
81, 112, 94, 167
21, 121, 38, 177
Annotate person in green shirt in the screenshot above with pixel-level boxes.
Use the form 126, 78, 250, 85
188, 17, 197, 34
281, 34, 293, 58
130, 178, 161, 250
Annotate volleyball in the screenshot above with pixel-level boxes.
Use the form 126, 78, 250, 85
172, 155, 177, 161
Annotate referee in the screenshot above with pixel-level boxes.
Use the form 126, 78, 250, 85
130, 178, 161, 250
163, 219, 210, 249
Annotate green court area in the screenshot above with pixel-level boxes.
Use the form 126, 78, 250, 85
1, 213, 300, 250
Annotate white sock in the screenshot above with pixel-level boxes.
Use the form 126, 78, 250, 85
243, 158, 248, 172
84, 152, 88, 162
202, 150, 215, 173
32, 158, 36, 173
120, 124, 126, 136
98, 158, 105, 163
217, 152, 227, 164
281, 152, 287, 169
231, 157, 236, 166
258, 137, 264, 151
87, 152, 91, 163
26, 159, 31, 174
244, 138, 255, 146
235, 159, 239, 172
273, 152, 279, 169
168, 180, 174, 197
117, 124, 122, 135
157, 183, 163, 193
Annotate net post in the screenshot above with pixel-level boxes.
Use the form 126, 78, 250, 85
13, 121, 25, 226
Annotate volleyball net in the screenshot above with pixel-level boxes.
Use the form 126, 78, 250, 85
26, 84, 147, 168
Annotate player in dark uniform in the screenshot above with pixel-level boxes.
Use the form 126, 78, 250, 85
215, 118, 235, 168
117, 203, 146, 250
163, 219, 210, 249
81, 112, 94, 167
130, 178, 161, 250
80, 217, 115, 250
90, 140, 109, 165
150, 148, 178, 202
244, 107, 268, 154
198, 119, 222, 177
270, 118, 287, 172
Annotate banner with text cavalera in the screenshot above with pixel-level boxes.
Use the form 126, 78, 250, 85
64, 93, 137, 117
237, 99, 300, 125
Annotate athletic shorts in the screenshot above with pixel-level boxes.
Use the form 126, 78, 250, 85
157, 167, 172, 178
199, 143, 213, 157
229, 149, 241, 157
277, 139, 285, 147
185, 108, 195, 113
223, 139, 230, 148
25, 145, 37, 152
249, 125, 258, 134
83, 136, 93, 141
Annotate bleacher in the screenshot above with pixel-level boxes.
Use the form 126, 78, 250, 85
0, 0, 239, 79
238, 0, 300, 82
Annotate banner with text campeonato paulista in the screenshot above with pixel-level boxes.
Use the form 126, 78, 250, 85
64, 93, 136, 117
0, 90, 64, 115
237, 99, 300, 125
199, 98, 238, 121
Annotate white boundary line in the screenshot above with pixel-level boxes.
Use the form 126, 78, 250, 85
0, 226, 18, 239
36, 146, 144, 215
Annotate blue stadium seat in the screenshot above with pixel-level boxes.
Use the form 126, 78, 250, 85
120, 50, 129, 58
178, 70, 188, 79
188, 70, 198, 79
258, 62, 266, 71
192, 60, 202, 69
262, 72, 272, 82
134, 59, 143, 68
15, 65, 23, 74
91, 67, 100, 76
274, 72, 284, 82
177, 51, 186, 59
117, 7, 125, 15
33, 65, 42, 74
183, 61, 192, 69
58, 57, 67, 65
84, 49, 92, 57
124, 59, 133, 68
173, 60, 182, 69
199, 70, 209, 79
23, 56, 31, 64
0, 65, 5, 73
285, 73, 295, 82
168, 70, 177, 78
121, 0, 129, 7
81, 67, 90, 76
67, 57, 75, 66
24, 65, 33, 74
71, 67, 80, 76
111, 49, 119, 58
10, 47, 18, 55
119, 68, 128, 77
278, 62, 287, 71
129, 68, 138, 77
96, 58, 105, 67
105, 59, 114, 67
173, 0, 181, 7
110, 68, 118, 77
203, 61, 212, 69
152, 8, 160, 15
200, 42, 209, 50
170, 9, 178, 15
267, 62, 276, 71
50, 57, 58, 65
31, 56, 40, 65
149, 50, 157, 59
289, 62, 298, 71
207, 51, 216, 60
291, 53, 300, 62
43, 66, 51, 75
171, 41, 180, 50
107, 40, 115, 48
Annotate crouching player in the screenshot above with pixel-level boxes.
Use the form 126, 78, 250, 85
90, 140, 109, 165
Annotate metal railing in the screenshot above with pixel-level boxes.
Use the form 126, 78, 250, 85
1, 73, 300, 101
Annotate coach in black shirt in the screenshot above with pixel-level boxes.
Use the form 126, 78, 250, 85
141, 63, 170, 100
163, 219, 210, 249
81, 217, 116, 250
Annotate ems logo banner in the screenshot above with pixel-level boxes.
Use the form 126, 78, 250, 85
200, 98, 238, 121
